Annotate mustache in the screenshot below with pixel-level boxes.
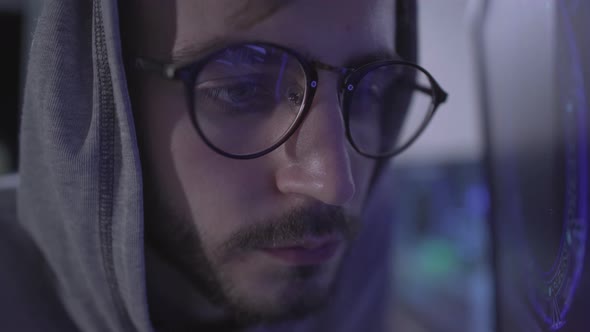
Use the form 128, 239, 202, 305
217, 205, 360, 259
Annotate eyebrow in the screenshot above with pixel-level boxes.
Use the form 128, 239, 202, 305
313, 49, 401, 69
172, 39, 398, 69
172, 37, 232, 64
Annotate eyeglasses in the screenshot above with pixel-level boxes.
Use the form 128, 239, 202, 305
135, 42, 448, 160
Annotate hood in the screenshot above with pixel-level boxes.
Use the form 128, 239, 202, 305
18, 0, 149, 331
17, 0, 416, 331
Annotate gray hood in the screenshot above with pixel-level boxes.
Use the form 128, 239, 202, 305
19, 0, 150, 331
17, 0, 416, 331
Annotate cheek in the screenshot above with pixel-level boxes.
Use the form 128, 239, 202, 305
138, 83, 276, 247
169, 117, 255, 241
349, 149, 376, 209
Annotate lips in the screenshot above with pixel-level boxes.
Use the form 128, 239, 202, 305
261, 235, 341, 265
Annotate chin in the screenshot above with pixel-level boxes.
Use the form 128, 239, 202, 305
224, 264, 340, 325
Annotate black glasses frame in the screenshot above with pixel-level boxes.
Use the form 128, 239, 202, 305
135, 41, 448, 160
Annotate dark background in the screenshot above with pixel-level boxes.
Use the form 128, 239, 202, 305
0, 11, 21, 173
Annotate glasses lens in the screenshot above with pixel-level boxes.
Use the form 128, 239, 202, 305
348, 64, 435, 156
192, 44, 307, 156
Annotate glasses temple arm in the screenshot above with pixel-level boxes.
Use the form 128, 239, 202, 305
414, 82, 448, 105
135, 58, 178, 80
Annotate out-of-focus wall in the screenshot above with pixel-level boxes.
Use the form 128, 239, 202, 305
389, 2, 493, 331
396, 0, 483, 165
484, 0, 557, 157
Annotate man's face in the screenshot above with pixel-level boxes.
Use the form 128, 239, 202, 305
130, 0, 395, 323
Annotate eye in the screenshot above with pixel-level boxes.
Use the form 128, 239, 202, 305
204, 80, 270, 107
367, 84, 384, 100
286, 85, 305, 106
353, 83, 384, 107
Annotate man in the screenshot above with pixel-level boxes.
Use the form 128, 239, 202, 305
0, 0, 446, 331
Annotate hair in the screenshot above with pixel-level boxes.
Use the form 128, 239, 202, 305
117, 0, 417, 62
396, 0, 418, 62
117, 0, 137, 61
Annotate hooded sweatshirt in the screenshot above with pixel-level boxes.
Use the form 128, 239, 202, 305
0, 0, 417, 331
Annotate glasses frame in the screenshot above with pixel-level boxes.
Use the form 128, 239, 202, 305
135, 41, 448, 160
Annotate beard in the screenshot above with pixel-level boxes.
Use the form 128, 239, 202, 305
144, 193, 360, 328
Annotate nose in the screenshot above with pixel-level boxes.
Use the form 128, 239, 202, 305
274, 77, 356, 206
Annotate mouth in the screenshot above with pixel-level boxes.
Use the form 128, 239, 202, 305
261, 235, 342, 265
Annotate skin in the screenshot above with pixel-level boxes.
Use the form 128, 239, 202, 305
125, 0, 396, 329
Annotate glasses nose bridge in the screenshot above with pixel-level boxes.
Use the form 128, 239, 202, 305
310, 60, 352, 107
312, 61, 351, 82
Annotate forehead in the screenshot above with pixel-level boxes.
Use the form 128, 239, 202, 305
134, 0, 396, 65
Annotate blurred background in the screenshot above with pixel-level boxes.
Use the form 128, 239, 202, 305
0, 0, 588, 331
0, 0, 20, 174
389, 1, 490, 331
0, 0, 40, 174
